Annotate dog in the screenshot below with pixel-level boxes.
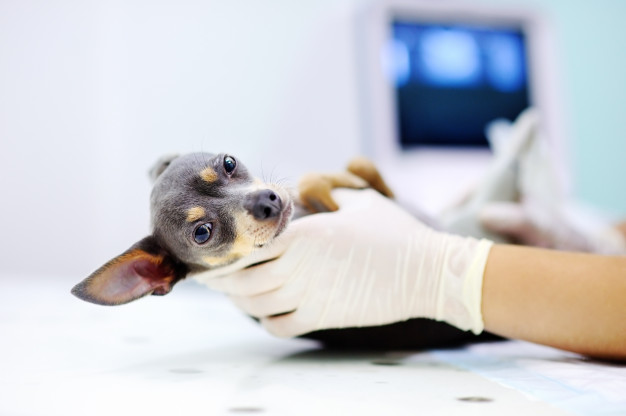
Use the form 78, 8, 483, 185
71, 152, 392, 305
72, 152, 497, 349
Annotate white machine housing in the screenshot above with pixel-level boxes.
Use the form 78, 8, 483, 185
355, 0, 568, 215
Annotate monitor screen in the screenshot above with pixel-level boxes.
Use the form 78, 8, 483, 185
388, 20, 530, 148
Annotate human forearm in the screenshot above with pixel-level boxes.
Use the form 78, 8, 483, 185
482, 244, 626, 360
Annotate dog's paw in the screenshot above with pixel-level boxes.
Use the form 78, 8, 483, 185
346, 156, 394, 199
299, 171, 367, 212
298, 157, 394, 213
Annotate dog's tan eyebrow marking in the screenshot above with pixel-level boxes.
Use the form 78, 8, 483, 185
200, 166, 218, 183
202, 212, 256, 267
186, 206, 206, 223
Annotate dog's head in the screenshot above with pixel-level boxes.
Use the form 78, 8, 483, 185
72, 152, 294, 305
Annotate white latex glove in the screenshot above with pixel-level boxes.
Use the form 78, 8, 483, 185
196, 189, 493, 338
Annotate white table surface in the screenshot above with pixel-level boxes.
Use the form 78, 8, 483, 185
2, 273, 624, 416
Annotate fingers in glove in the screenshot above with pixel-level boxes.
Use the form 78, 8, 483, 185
207, 227, 324, 296
230, 285, 302, 318
330, 188, 411, 222
204, 263, 285, 296
202, 231, 301, 295
260, 312, 313, 338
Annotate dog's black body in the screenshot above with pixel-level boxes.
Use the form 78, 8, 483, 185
302, 320, 499, 350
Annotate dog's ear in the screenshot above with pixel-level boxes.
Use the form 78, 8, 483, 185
149, 153, 179, 183
71, 236, 188, 306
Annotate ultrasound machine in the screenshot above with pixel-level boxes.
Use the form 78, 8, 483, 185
355, 0, 568, 215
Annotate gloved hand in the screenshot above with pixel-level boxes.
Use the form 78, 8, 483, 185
196, 189, 493, 338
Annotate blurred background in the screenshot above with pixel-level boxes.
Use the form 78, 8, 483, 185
1, 0, 625, 280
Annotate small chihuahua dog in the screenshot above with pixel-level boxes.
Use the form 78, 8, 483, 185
71, 152, 391, 306
72, 152, 494, 349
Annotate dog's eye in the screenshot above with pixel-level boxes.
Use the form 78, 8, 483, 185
193, 223, 213, 244
223, 156, 237, 174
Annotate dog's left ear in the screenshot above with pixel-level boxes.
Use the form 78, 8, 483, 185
149, 153, 179, 183
71, 236, 188, 306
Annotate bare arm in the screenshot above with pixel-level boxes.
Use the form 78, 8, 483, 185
482, 244, 626, 360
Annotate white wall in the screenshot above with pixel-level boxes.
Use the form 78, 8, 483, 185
0, 0, 364, 278
481, 0, 626, 217
1, 0, 625, 279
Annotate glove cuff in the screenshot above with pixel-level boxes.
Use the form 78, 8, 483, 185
434, 237, 493, 334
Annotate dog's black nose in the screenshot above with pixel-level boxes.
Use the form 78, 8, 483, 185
245, 189, 282, 220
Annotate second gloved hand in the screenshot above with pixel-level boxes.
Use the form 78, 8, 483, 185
200, 189, 493, 338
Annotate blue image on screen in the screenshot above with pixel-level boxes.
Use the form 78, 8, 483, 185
388, 21, 530, 148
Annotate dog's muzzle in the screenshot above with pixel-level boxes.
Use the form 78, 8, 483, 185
244, 189, 283, 221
